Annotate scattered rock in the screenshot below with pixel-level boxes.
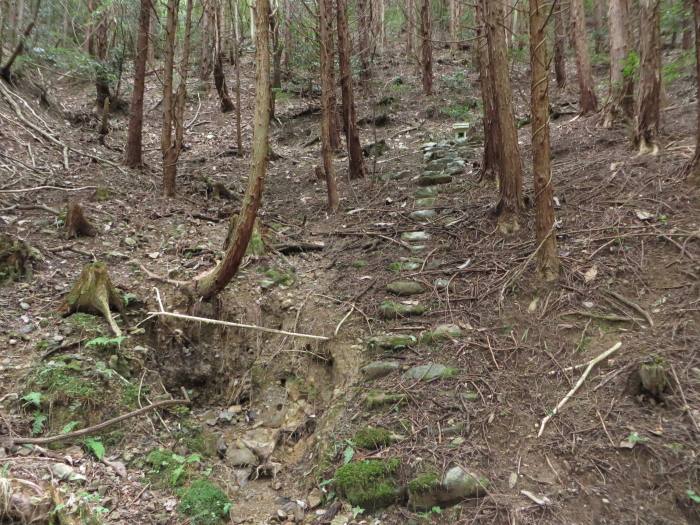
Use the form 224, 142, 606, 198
409, 209, 437, 220
226, 445, 259, 467
307, 488, 323, 509
379, 301, 426, 319
401, 231, 431, 242
388, 259, 421, 272
51, 463, 86, 483
404, 363, 457, 381
365, 391, 408, 408
367, 333, 417, 351
415, 197, 437, 207
408, 466, 488, 510
386, 280, 425, 296
361, 361, 400, 380
415, 186, 439, 198
419, 324, 462, 344
334, 459, 400, 510
417, 174, 453, 186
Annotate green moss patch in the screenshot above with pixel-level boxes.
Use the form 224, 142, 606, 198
178, 479, 231, 525
353, 427, 393, 450
408, 472, 440, 494
379, 301, 426, 319
334, 459, 400, 510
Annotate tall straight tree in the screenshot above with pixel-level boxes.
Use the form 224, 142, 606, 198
475, 0, 498, 182
689, 0, 700, 182
192, 0, 271, 300
319, 0, 339, 210
161, 0, 194, 197
553, 0, 567, 88
483, 0, 523, 232
570, 0, 598, 113
420, 0, 432, 95
634, 0, 661, 154
530, 0, 559, 280
336, 0, 366, 179
124, 0, 150, 168
357, 0, 371, 85
602, 0, 634, 128
212, 0, 234, 112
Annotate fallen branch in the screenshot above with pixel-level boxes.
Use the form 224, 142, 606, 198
8, 399, 189, 446
606, 290, 654, 327
538, 342, 622, 438
145, 310, 331, 341
0, 185, 97, 194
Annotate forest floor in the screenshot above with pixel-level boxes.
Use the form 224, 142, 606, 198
1, 44, 699, 525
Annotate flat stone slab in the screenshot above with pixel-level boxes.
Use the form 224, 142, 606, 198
410, 209, 437, 221
367, 333, 417, 350
404, 363, 457, 381
361, 361, 400, 380
415, 197, 437, 207
386, 280, 425, 296
379, 301, 426, 319
420, 323, 463, 344
388, 259, 421, 272
417, 174, 453, 186
415, 186, 439, 198
401, 231, 431, 242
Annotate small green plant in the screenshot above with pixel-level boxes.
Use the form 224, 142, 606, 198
418, 506, 443, 519
178, 479, 232, 525
687, 489, 700, 504
622, 50, 640, 80
22, 392, 43, 408
146, 448, 201, 487
84, 438, 106, 460
85, 335, 125, 350
334, 459, 401, 510
31, 412, 47, 435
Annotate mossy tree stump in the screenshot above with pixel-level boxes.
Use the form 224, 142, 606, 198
65, 202, 97, 239
0, 234, 37, 283
59, 262, 124, 336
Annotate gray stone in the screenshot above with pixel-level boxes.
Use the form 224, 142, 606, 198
379, 170, 412, 181
404, 363, 457, 381
417, 174, 453, 186
415, 186, 439, 198
226, 445, 259, 467
410, 209, 436, 221
365, 391, 408, 408
379, 301, 426, 319
415, 197, 437, 207
420, 324, 462, 344
433, 278, 453, 290
362, 361, 400, 380
401, 231, 431, 242
386, 280, 425, 296
408, 245, 427, 253
407, 466, 488, 510
367, 333, 417, 350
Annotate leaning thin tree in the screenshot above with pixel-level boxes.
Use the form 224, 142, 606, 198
530, 0, 559, 280
189, 0, 271, 300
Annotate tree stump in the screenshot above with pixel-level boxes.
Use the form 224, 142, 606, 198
59, 262, 124, 336
65, 203, 97, 239
639, 357, 668, 399
0, 234, 37, 283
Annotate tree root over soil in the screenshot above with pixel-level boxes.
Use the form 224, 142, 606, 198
58, 262, 124, 336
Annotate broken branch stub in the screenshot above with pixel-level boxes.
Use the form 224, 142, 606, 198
59, 262, 124, 336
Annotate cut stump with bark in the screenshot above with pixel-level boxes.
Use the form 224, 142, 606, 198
64, 202, 97, 239
59, 262, 125, 336
0, 234, 38, 283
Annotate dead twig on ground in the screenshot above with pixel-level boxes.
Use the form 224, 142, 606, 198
538, 342, 622, 438
606, 290, 654, 327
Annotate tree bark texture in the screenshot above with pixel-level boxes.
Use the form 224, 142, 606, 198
336, 0, 366, 179
571, 0, 598, 113
602, 0, 634, 127
124, 0, 150, 168
530, 0, 559, 280
420, 0, 432, 95
553, 0, 567, 88
193, 0, 271, 300
634, 0, 661, 154
212, 0, 234, 112
483, 0, 523, 233
475, 0, 498, 182
357, 0, 371, 84
319, 0, 339, 210
690, 0, 700, 181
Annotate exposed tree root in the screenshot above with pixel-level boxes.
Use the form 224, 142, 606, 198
58, 262, 124, 336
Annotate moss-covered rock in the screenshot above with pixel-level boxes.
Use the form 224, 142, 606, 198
365, 391, 408, 409
361, 360, 400, 380
417, 174, 453, 186
404, 363, 457, 381
334, 459, 400, 510
367, 333, 416, 351
388, 259, 421, 272
419, 324, 462, 344
386, 280, 425, 296
353, 427, 395, 450
415, 186, 439, 198
379, 301, 426, 319
408, 467, 488, 510
178, 479, 231, 525
400, 231, 431, 242
415, 197, 437, 207
410, 209, 437, 221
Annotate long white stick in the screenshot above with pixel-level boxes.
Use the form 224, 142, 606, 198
146, 310, 330, 341
538, 342, 622, 438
